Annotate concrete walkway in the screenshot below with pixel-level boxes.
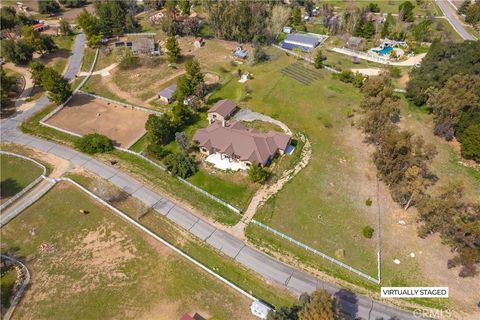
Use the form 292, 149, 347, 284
78, 62, 118, 77
0, 178, 56, 227
0, 32, 423, 320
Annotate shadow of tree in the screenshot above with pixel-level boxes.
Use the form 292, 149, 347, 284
0, 178, 23, 199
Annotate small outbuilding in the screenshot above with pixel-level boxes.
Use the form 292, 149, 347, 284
250, 301, 272, 320
207, 99, 237, 123
281, 33, 320, 52
283, 26, 293, 34
158, 85, 177, 104
233, 46, 248, 59
193, 37, 204, 48
345, 36, 365, 50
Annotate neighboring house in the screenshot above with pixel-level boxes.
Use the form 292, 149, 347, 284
158, 85, 177, 104
115, 38, 159, 55
281, 33, 320, 52
193, 121, 291, 167
345, 36, 365, 50
207, 99, 237, 124
233, 46, 248, 59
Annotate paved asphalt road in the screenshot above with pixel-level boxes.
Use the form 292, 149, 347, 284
436, 0, 477, 40
0, 33, 425, 320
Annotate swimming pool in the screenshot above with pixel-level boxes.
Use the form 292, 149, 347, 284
375, 46, 393, 56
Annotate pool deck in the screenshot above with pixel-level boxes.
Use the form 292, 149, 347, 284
331, 47, 426, 66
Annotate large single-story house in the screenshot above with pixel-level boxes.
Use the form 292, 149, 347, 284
207, 99, 237, 123
281, 33, 320, 52
193, 121, 291, 167
158, 85, 177, 104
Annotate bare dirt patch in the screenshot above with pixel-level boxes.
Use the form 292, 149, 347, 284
46, 93, 149, 147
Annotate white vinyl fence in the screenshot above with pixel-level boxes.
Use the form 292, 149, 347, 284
251, 219, 380, 284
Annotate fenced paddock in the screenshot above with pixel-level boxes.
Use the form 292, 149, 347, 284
281, 62, 322, 85
45, 93, 149, 148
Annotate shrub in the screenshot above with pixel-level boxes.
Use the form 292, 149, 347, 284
248, 163, 270, 184
362, 225, 374, 238
75, 133, 114, 154
118, 49, 139, 69
390, 67, 402, 78
365, 198, 373, 206
163, 152, 197, 178
146, 143, 172, 160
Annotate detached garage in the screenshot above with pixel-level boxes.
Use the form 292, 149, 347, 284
281, 33, 320, 52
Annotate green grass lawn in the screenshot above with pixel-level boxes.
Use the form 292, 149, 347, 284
19, 105, 241, 225
0, 182, 256, 320
81, 47, 97, 72
65, 171, 296, 308
0, 154, 43, 202
210, 47, 379, 275
39, 35, 76, 74
0, 267, 17, 314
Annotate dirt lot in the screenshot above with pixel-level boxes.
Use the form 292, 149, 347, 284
46, 93, 148, 147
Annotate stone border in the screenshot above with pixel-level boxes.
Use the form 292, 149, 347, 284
0, 151, 47, 211
0, 254, 31, 320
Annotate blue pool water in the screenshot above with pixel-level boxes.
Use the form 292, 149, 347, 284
375, 46, 393, 56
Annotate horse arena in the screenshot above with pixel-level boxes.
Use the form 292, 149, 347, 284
46, 93, 149, 148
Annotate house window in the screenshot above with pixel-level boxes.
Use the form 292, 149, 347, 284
201, 147, 207, 153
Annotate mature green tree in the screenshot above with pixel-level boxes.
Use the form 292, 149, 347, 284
367, 3, 380, 12
0, 68, 16, 114
29, 61, 46, 86
381, 13, 393, 38
166, 36, 181, 63
459, 124, 480, 161
406, 41, 480, 105
411, 19, 432, 42
77, 9, 102, 48
179, 0, 190, 15
40, 67, 72, 104
75, 133, 114, 154
59, 19, 72, 36
22, 25, 56, 54
184, 17, 200, 36
59, 0, 87, 8
39, 0, 61, 14
165, 0, 176, 12
171, 102, 195, 127
0, 6, 18, 30
458, 0, 471, 15
163, 152, 198, 178
314, 50, 323, 69
465, 2, 480, 25
1, 40, 33, 65
146, 114, 173, 145
267, 289, 342, 320
399, 1, 415, 22
291, 6, 302, 26
298, 289, 342, 320
427, 74, 480, 140
417, 183, 480, 277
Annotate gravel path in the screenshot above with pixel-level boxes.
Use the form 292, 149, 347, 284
232, 109, 292, 135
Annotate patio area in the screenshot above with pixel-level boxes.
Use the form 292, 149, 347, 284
205, 153, 248, 171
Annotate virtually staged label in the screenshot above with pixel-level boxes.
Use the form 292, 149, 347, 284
381, 287, 449, 298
